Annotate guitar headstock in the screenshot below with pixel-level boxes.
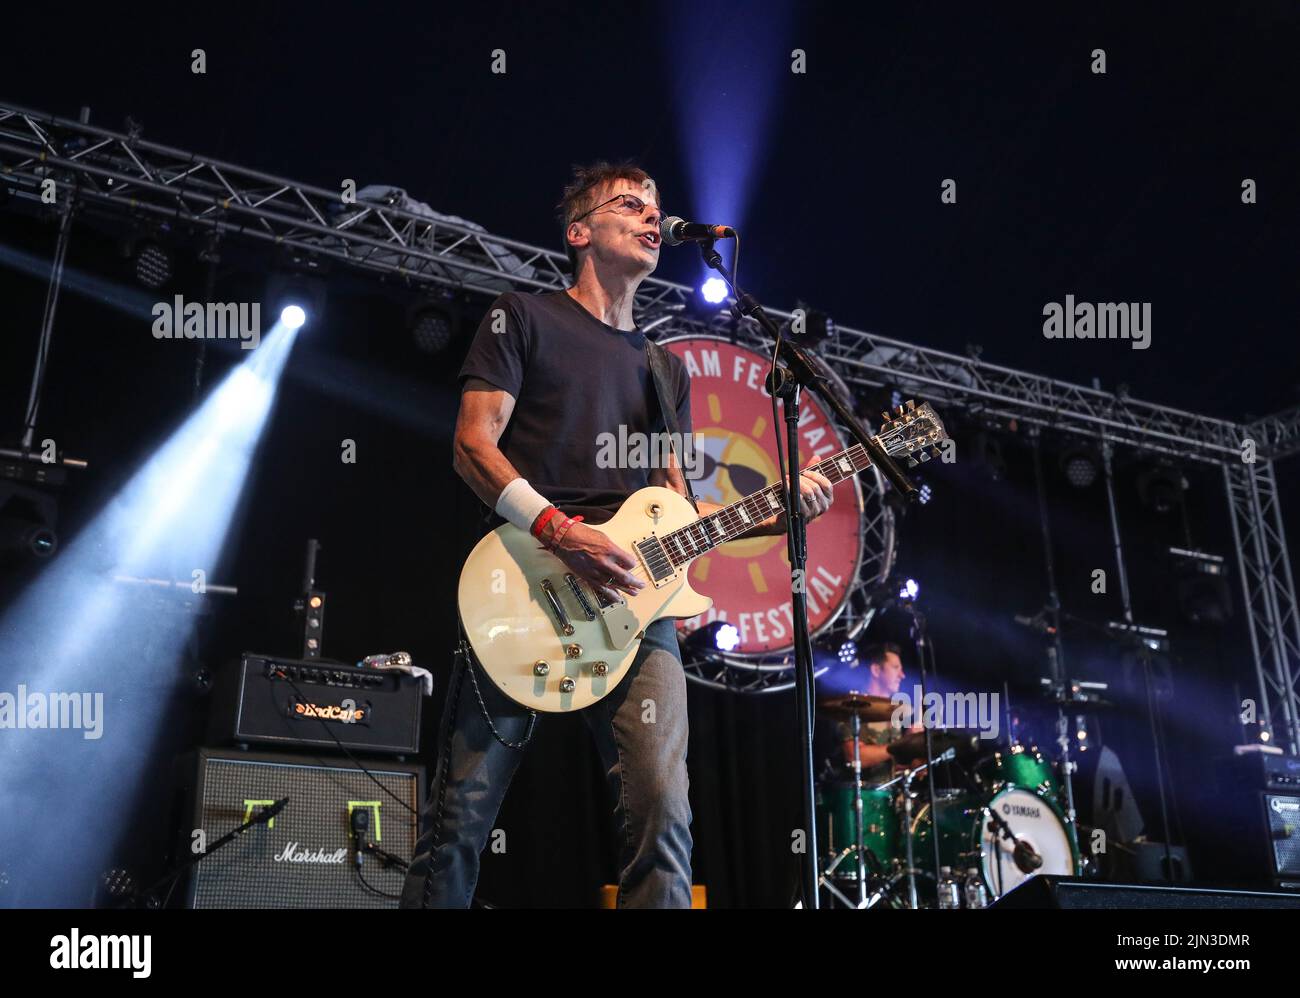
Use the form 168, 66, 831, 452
875, 400, 949, 467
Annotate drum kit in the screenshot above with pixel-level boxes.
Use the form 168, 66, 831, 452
815, 693, 1081, 909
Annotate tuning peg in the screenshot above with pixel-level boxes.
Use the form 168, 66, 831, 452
906, 457, 918, 468
918, 451, 931, 462
906, 400, 917, 411
930, 446, 943, 458
881, 411, 892, 423
895, 405, 905, 415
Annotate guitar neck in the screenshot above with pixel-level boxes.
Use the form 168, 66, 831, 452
656, 443, 874, 568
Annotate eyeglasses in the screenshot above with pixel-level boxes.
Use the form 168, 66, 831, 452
571, 192, 660, 224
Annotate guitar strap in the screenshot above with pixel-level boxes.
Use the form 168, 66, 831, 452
645, 339, 700, 513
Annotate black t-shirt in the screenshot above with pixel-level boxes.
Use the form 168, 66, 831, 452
458, 289, 692, 526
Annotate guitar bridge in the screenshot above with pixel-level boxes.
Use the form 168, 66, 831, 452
564, 574, 597, 621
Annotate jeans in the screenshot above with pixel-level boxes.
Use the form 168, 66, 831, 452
399, 617, 693, 908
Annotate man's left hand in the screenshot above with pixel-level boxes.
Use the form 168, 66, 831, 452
797, 469, 835, 521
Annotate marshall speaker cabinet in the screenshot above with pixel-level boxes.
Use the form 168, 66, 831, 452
176, 747, 424, 908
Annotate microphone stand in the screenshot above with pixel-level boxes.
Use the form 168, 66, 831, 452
698, 240, 918, 910
900, 601, 945, 897
125, 797, 289, 908
982, 803, 1042, 893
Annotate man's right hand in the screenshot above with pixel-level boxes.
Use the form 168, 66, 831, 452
552, 522, 646, 603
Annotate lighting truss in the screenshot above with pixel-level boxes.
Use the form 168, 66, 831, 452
2, 101, 1296, 748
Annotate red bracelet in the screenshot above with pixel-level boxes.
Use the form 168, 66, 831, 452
531, 505, 560, 539
549, 514, 584, 551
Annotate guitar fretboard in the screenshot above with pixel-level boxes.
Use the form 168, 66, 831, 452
654, 442, 874, 570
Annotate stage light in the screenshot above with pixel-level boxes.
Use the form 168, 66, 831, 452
685, 619, 742, 655
410, 308, 454, 354
266, 263, 328, 336
133, 240, 173, 290
1137, 461, 1188, 514
701, 277, 728, 304
1060, 446, 1099, 488
714, 622, 741, 652
1170, 547, 1231, 626
0, 518, 58, 561
899, 578, 919, 600
838, 639, 858, 664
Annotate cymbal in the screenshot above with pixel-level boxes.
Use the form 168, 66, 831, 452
887, 728, 982, 762
817, 692, 895, 722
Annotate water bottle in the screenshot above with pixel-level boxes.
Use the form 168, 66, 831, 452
963, 868, 988, 909
936, 866, 961, 909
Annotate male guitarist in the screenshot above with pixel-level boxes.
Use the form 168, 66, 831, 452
400, 162, 835, 909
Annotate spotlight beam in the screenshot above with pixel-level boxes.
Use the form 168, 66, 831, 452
0, 320, 300, 905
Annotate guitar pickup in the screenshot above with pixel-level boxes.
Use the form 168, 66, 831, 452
634, 535, 675, 588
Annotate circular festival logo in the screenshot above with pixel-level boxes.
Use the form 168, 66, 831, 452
663, 337, 863, 655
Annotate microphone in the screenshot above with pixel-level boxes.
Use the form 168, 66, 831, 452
1013, 840, 1043, 874
660, 216, 735, 246
254, 798, 289, 824
350, 809, 369, 868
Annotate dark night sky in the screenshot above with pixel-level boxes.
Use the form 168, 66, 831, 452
4, 0, 1296, 419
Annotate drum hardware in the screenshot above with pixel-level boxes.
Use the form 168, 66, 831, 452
815, 690, 902, 908
896, 750, 955, 909
815, 717, 1089, 906
813, 677, 964, 909
909, 785, 1078, 902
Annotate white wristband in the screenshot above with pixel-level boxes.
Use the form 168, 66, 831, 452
494, 477, 553, 533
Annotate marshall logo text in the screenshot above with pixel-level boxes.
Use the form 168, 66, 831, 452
275, 841, 347, 864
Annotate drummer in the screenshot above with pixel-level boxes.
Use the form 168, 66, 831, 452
815, 642, 920, 782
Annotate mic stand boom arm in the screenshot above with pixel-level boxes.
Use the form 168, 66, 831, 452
699, 243, 918, 500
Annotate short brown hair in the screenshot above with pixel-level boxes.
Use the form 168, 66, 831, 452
862, 642, 903, 667
555, 160, 660, 272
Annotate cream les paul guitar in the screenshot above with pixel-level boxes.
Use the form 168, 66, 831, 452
458, 401, 947, 712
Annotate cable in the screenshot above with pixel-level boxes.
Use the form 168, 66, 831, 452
355, 863, 400, 901
265, 668, 421, 816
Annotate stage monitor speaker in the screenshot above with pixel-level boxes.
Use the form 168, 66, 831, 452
177, 747, 423, 908
989, 875, 1300, 909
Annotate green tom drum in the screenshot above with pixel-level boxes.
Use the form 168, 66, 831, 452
817, 782, 899, 876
